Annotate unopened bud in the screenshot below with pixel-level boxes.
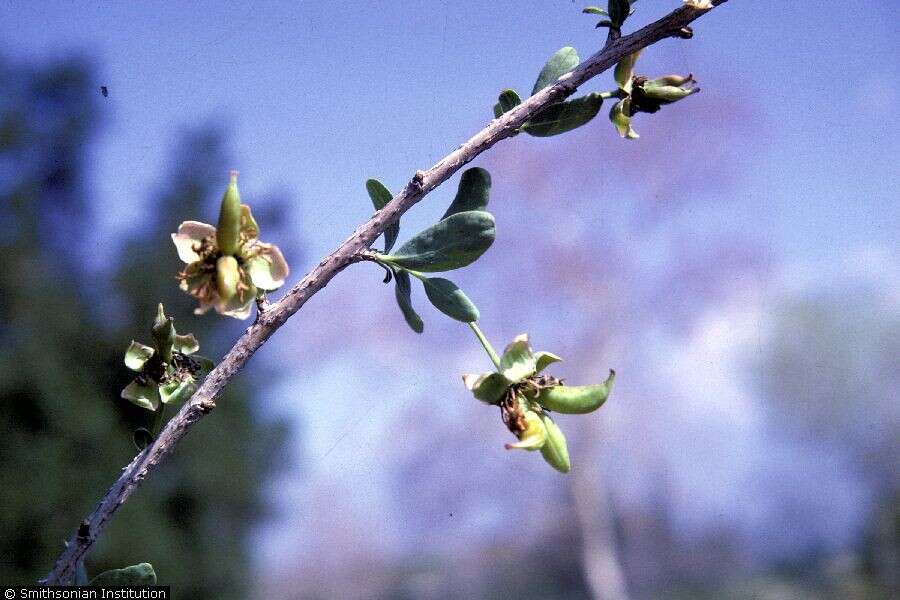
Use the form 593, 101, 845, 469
641, 81, 700, 103
539, 414, 571, 473
217, 171, 242, 256
650, 74, 694, 87
216, 255, 241, 302
151, 303, 175, 363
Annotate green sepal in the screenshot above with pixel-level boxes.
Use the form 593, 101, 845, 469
159, 377, 195, 405
539, 414, 571, 473
393, 269, 424, 333
89, 563, 157, 587
382, 211, 495, 272
523, 93, 603, 137
441, 168, 491, 219
240, 203, 259, 239
499, 334, 537, 384
173, 333, 199, 355
422, 277, 480, 323
124, 341, 155, 372
536, 369, 615, 414
534, 351, 563, 373
121, 381, 160, 411
216, 172, 242, 256
532, 47, 579, 95
462, 371, 510, 404
495, 89, 522, 116
366, 179, 400, 253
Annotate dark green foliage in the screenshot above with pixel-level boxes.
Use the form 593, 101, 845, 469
523, 93, 604, 137
0, 55, 287, 596
385, 211, 496, 272
393, 269, 425, 333
422, 277, 480, 323
441, 167, 491, 219
366, 178, 399, 253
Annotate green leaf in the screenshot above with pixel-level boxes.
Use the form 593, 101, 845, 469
463, 372, 510, 404
366, 179, 400, 253
583, 6, 608, 16
384, 211, 495, 272
500, 334, 537, 384
423, 277, 480, 322
496, 89, 522, 115
534, 351, 563, 373
393, 269, 424, 333
90, 563, 157, 586
532, 47, 579, 95
121, 381, 160, 411
523, 93, 604, 137
493, 103, 503, 118
124, 341, 155, 372
441, 168, 491, 219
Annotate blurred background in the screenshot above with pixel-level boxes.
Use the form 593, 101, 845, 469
0, 1, 896, 598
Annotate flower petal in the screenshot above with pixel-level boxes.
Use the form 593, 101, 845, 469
534, 351, 563, 374
240, 204, 259, 239
500, 334, 537, 383
171, 221, 215, 263
505, 411, 548, 451
246, 243, 289, 291
462, 372, 510, 404
159, 377, 196, 405
174, 333, 199, 355
124, 341, 155, 372
121, 380, 160, 411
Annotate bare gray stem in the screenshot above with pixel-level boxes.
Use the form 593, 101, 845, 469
44, 1, 727, 584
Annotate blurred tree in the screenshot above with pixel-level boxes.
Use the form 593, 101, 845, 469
0, 54, 287, 597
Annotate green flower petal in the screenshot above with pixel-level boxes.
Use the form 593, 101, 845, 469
173, 333, 199, 355
505, 411, 548, 451
462, 371, 510, 404
500, 334, 537, 383
534, 351, 563, 373
240, 204, 260, 240
121, 381, 160, 411
159, 377, 196, 405
124, 341, 155, 372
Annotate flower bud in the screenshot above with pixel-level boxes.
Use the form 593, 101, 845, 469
151, 303, 175, 364
216, 255, 240, 303
641, 82, 699, 103
539, 415, 570, 473
504, 410, 548, 451
216, 171, 242, 256
649, 74, 694, 87
536, 370, 615, 414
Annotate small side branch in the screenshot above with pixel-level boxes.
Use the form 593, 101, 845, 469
44, 0, 727, 585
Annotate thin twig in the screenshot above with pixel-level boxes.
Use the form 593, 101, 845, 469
44, 0, 727, 584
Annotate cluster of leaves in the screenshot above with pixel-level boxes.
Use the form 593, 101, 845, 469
366, 167, 496, 332
584, 0, 635, 37
464, 334, 614, 472
493, 46, 603, 138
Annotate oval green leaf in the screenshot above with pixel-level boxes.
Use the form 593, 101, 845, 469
532, 47, 579, 95
441, 168, 491, 219
385, 211, 495, 272
423, 277, 480, 322
366, 178, 400, 253
523, 93, 604, 137
393, 269, 424, 333
496, 89, 522, 115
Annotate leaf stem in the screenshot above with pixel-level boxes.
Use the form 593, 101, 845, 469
469, 322, 501, 370
599, 89, 625, 100
151, 403, 167, 438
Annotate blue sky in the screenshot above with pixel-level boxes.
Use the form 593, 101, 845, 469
2, 0, 898, 587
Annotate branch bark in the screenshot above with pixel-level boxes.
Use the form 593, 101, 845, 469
44, 0, 728, 584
